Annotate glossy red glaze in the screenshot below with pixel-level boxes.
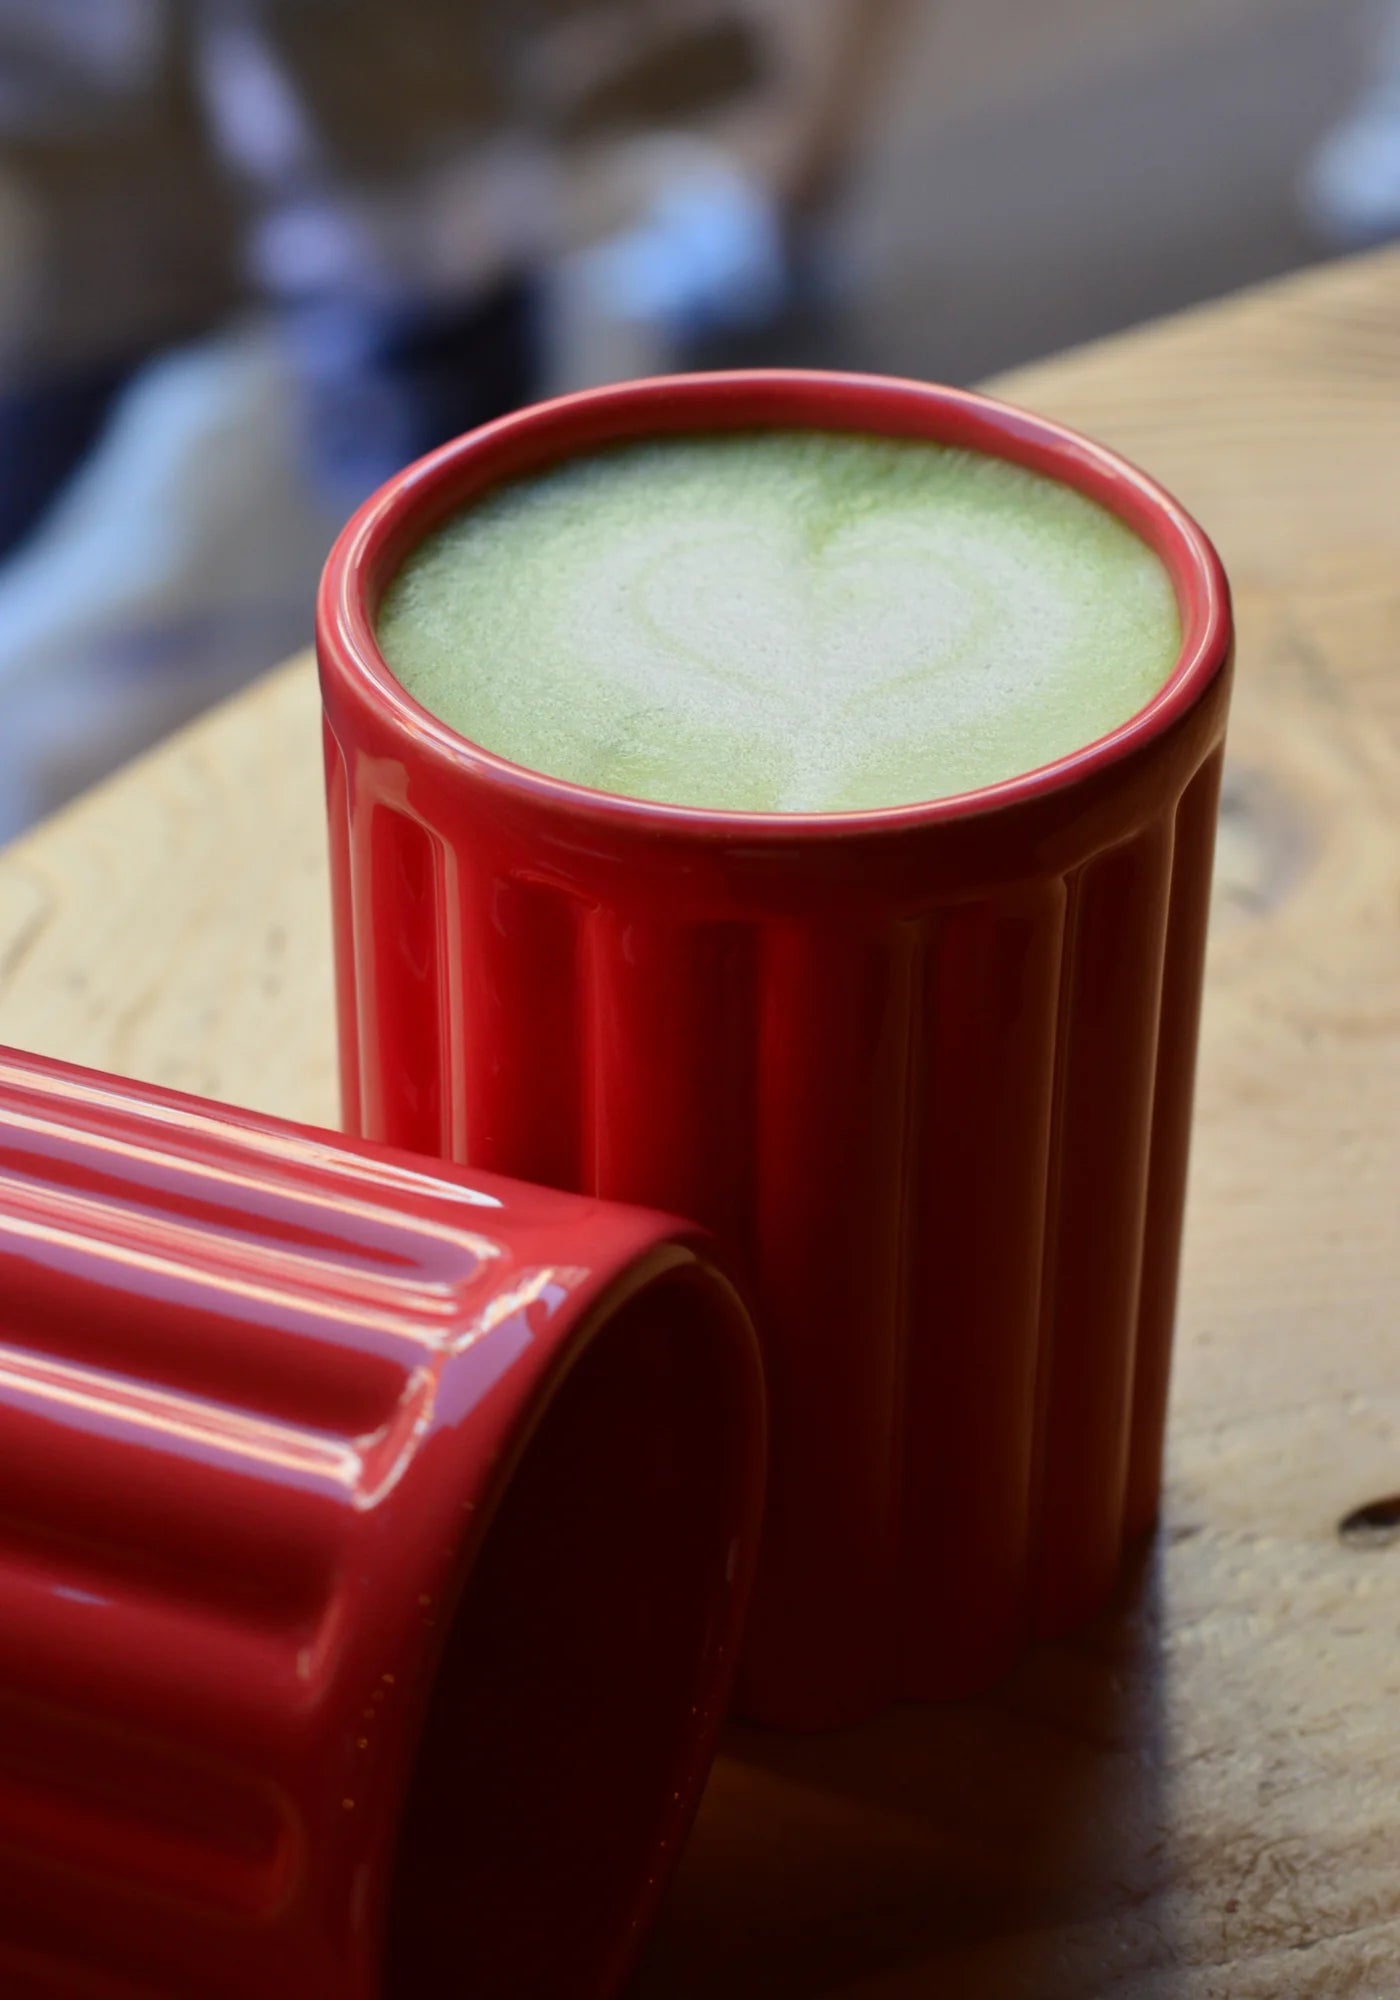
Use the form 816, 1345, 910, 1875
0, 1044, 764, 1997
318, 370, 1233, 1730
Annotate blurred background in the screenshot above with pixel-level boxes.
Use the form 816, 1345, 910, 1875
0, 0, 1394, 839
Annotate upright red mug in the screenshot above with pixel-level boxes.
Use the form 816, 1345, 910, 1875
0, 1045, 764, 1996
318, 370, 1233, 1730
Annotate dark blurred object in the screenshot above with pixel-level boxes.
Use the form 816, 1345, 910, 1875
287, 275, 542, 507
0, 351, 134, 562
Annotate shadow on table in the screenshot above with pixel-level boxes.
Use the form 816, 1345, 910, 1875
637, 1537, 1184, 1998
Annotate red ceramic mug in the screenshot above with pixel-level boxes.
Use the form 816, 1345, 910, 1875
0, 1044, 764, 1997
318, 370, 1233, 1730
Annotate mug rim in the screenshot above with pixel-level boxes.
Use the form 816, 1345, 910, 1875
317, 367, 1232, 839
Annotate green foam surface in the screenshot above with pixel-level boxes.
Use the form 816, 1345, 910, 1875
377, 430, 1180, 813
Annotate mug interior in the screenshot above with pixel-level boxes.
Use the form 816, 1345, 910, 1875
382, 1261, 758, 1999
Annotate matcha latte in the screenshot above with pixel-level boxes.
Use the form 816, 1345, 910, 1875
376, 430, 1181, 814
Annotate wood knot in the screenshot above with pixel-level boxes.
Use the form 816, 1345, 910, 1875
1338, 1496, 1400, 1548
1212, 764, 1311, 926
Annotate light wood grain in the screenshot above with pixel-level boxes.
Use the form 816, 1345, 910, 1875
4, 248, 1400, 1995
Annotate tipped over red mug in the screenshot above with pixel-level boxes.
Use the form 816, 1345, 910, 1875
318, 369, 1233, 1730
0, 1045, 764, 1997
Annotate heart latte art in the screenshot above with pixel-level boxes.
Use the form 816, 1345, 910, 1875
376, 431, 1180, 814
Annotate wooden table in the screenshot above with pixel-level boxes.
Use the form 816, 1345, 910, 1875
3, 248, 1400, 1996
